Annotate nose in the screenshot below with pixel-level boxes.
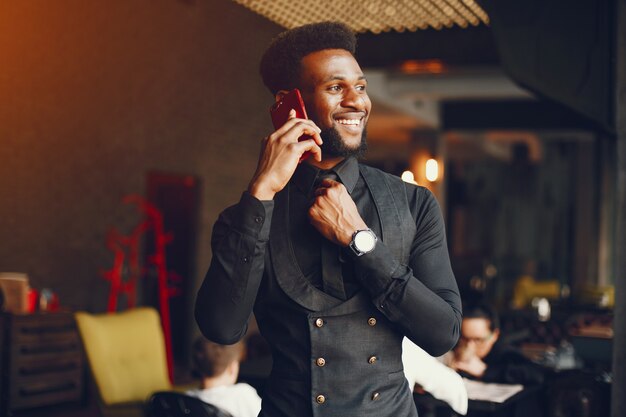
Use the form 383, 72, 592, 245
341, 87, 368, 111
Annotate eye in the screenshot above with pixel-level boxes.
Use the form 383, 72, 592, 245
356, 84, 367, 91
328, 85, 342, 92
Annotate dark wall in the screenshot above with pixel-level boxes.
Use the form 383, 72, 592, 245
611, 2, 626, 416
0, 1, 281, 313
481, 0, 614, 133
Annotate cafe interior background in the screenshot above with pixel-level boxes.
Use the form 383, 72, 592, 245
0, 0, 624, 416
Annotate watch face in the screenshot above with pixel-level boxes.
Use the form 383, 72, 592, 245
354, 230, 376, 253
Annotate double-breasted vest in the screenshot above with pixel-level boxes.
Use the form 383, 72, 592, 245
254, 165, 419, 417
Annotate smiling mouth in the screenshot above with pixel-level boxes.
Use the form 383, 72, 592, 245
336, 118, 362, 126
334, 114, 365, 127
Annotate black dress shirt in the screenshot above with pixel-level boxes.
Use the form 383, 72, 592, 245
196, 156, 461, 353
195, 157, 462, 417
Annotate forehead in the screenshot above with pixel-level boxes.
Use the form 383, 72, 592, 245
299, 49, 364, 85
462, 318, 491, 335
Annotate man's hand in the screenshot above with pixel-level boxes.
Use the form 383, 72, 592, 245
248, 110, 323, 201
450, 350, 487, 378
308, 179, 368, 246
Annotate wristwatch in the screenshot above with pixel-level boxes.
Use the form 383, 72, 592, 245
349, 228, 378, 256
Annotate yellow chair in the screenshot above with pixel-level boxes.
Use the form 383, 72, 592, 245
75, 307, 173, 417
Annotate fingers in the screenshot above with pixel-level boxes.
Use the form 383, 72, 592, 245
318, 178, 339, 188
294, 138, 322, 163
313, 179, 348, 199
265, 120, 323, 165
313, 179, 343, 196
313, 187, 327, 197
273, 116, 323, 146
276, 116, 320, 136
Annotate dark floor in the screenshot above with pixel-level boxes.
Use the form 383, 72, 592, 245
7, 368, 197, 417
8, 400, 100, 417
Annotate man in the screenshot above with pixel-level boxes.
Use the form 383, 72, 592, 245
450, 304, 544, 385
195, 22, 462, 417
186, 337, 262, 417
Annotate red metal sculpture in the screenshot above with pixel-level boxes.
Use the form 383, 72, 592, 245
102, 195, 178, 382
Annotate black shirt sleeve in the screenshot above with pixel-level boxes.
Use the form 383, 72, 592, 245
351, 185, 462, 356
194, 192, 273, 344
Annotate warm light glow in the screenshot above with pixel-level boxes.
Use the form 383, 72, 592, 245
401, 170, 417, 185
399, 59, 445, 74
425, 159, 439, 182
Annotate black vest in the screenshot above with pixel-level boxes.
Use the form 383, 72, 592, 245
255, 165, 418, 417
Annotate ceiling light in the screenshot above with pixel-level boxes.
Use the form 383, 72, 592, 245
231, 0, 489, 33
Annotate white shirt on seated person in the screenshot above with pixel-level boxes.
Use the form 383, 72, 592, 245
186, 337, 261, 417
402, 337, 468, 415
186, 383, 261, 417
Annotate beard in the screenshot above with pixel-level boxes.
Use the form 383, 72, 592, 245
319, 126, 368, 159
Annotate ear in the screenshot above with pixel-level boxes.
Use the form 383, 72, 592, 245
491, 328, 500, 343
275, 89, 290, 103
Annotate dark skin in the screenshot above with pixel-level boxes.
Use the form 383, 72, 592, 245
248, 48, 372, 247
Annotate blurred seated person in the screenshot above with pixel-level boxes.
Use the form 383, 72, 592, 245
403, 338, 468, 415
449, 303, 544, 385
186, 336, 262, 417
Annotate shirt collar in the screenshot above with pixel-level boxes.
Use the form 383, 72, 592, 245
332, 157, 359, 193
293, 157, 360, 195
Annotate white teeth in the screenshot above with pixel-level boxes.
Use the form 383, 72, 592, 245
336, 119, 360, 125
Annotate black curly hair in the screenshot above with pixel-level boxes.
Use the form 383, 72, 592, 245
259, 21, 357, 95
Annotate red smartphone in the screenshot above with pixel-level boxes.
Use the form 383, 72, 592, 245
270, 89, 312, 162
